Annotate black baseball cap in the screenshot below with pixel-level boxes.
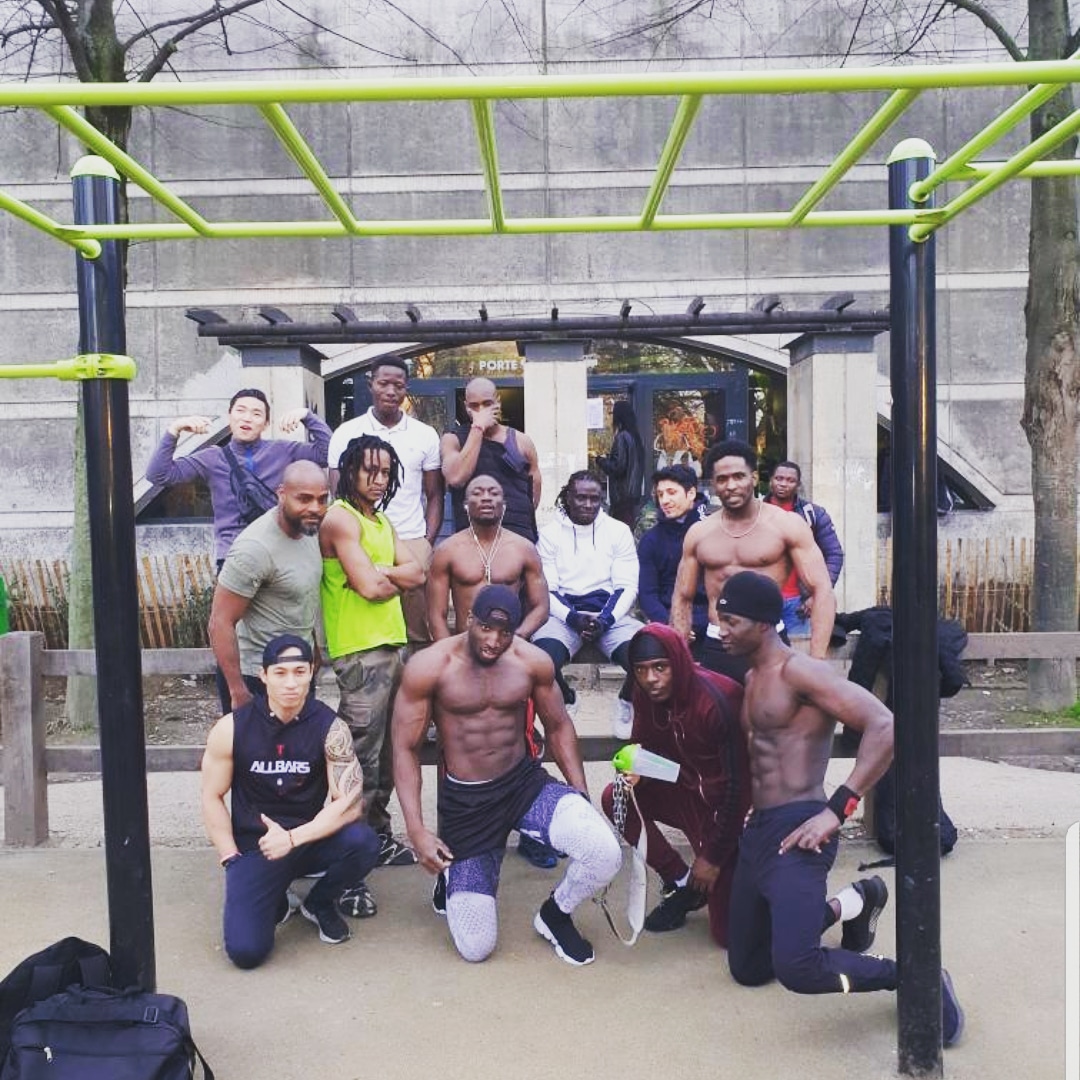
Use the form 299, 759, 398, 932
471, 584, 523, 631
261, 634, 313, 668
717, 571, 784, 625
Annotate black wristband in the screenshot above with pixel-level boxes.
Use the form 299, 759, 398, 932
827, 785, 860, 823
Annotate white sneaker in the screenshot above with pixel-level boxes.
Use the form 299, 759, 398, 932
611, 698, 633, 739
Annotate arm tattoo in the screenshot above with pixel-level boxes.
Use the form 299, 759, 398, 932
325, 718, 363, 796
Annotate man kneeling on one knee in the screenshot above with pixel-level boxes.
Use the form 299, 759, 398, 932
201, 635, 381, 969
393, 585, 622, 966
602, 624, 749, 945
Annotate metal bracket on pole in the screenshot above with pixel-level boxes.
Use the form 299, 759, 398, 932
0, 354, 137, 381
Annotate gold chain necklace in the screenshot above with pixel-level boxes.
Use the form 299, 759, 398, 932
717, 498, 762, 539
469, 520, 506, 584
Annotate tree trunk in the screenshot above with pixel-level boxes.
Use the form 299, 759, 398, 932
65, 397, 98, 729
1022, 0, 1080, 709
64, 0, 133, 725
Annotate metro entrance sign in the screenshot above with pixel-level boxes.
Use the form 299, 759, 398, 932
3, 61, 1079, 1078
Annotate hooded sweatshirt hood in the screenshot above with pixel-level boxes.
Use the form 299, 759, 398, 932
626, 623, 748, 815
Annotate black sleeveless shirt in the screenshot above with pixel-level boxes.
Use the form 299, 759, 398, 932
448, 423, 537, 542
230, 695, 337, 852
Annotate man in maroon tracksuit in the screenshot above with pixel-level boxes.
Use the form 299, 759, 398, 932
601, 623, 749, 947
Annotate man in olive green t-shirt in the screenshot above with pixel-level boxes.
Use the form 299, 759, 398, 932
209, 461, 328, 712
320, 434, 426, 911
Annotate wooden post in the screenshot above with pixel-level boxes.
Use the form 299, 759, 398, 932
1, 631, 48, 845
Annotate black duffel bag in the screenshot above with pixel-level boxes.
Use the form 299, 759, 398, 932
0, 937, 113, 1064
1, 984, 213, 1080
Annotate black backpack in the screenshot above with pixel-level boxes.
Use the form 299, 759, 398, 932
0, 938, 112, 1063
1, 985, 213, 1079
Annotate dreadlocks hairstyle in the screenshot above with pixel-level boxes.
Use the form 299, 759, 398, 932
336, 434, 402, 512
555, 469, 604, 516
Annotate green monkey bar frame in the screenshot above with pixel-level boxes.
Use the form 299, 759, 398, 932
1, 58, 1080, 251
3, 58, 1080, 1078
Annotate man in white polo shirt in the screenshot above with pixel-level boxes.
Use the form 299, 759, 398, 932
329, 356, 444, 645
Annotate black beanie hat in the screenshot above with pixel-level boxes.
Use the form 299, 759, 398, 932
628, 629, 669, 665
717, 571, 784, 625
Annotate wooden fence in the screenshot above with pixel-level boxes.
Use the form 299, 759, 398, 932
0, 537, 1057, 644
0, 554, 216, 650
875, 536, 1036, 632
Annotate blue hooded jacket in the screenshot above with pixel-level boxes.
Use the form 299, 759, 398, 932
637, 493, 711, 638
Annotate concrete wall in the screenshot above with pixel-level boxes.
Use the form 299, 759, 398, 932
0, 0, 1040, 560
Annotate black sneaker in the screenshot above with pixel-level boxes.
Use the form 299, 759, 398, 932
377, 833, 418, 867
643, 883, 708, 933
942, 969, 965, 1048
533, 895, 594, 966
300, 899, 352, 944
339, 882, 378, 919
275, 888, 300, 928
841, 875, 889, 953
432, 872, 447, 917
517, 833, 558, 869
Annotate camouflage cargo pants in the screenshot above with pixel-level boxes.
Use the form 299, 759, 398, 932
332, 645, 405, 836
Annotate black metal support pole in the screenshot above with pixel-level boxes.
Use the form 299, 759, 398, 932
72, 157, 156, 991
888, 141, 941, 1076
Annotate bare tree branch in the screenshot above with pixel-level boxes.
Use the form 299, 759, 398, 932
133, 0, 268, 80
35, 0, 92, 80
377, 0, 474, 65
124, 0, 261, 50
272, 0, 423, 63
944, 0, 1026, 61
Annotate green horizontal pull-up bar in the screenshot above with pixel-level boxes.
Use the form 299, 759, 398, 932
50, 206, 945, 241
1, 58, 1078, 253
0, 354, 137, 381
4, 59, 1080, 108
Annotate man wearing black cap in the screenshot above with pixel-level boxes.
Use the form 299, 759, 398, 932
716, 571, 964, 1047
393, 584, 621, 967
201, 634, 380, 968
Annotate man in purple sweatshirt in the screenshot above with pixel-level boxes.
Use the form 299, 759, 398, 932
146, 388, 331, 567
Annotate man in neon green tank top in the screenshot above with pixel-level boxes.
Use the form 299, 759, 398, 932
320, 435, 427, 917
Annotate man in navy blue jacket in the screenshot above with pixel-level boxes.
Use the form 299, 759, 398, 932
764, 461, 844, 638
638, 466, 711, 659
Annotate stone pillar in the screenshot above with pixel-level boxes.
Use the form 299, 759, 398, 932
521, 341, 588, 527
236, 344, 328, 440
784, 332, 881, 612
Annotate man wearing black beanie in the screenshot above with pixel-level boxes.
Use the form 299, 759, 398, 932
716, 571, 964, 1048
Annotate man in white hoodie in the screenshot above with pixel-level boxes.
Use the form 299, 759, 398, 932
533, 471, 643, 735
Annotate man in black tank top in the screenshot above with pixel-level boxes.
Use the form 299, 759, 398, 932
201, 635, 380, 969
440, 378, 543, 542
